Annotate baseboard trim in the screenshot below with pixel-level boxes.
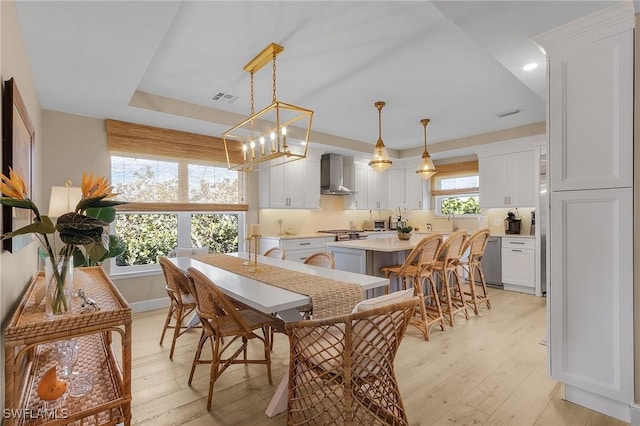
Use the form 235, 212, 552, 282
630, 403, 640, 426
129, 297, 169, 314
565, 385, 632, 423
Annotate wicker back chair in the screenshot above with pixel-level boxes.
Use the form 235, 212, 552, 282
459, 228, 492, 315
186, 267, 275, 410
304, 252, 336, 269
264, 246, 286, 260
413, 234, 446, 340
286, 297, 418, 425
433, 230, 469, 326
158, 256, 199, 359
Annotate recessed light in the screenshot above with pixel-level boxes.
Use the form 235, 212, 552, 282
523, 63, 538, 71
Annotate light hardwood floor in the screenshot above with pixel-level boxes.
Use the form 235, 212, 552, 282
129, 288, 629, 425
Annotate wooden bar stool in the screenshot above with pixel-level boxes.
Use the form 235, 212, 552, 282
381, 234, 446, 340
459, 228, 492, 315
432, 230, 469, 327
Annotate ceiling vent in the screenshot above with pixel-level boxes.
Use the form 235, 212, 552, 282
212, 92, 238, 104
496, 109, 521, 118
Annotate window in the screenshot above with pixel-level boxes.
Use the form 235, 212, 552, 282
431, 161, 480, 216
107, 120, 247, 275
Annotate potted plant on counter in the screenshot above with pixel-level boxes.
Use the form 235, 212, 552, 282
395, 206, 412, 240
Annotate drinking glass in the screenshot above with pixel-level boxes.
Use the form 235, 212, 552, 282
55, 340, 78, 380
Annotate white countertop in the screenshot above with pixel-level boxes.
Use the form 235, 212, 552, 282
325, 235, 422, 252
261, 233, 331, 240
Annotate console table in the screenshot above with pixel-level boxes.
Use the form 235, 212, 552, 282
4, 267, 131, 425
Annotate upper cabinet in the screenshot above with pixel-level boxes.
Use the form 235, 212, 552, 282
405, 168, 428, 211
343, 161, 368, 209
479, 150, 535, 208
367, 167, 388, 210
386, 169, 405, 209
259, 156, 321, 209
548, 29, 633, 191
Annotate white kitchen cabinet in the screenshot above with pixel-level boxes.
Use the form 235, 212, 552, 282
501, 237, 534, 294
536, 6, 634, 422
387, 169, 405, 209
405, 168, 427, 210
260, 236, 334, 263
479, 150, 535, 208
304, 157, 321, 209
259, 157, 320, 209
367, 167, 388, 210
343, 162, 368, 210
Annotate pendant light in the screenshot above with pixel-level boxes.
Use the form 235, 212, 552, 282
416, 118, 436, 180
368, 101, 392, 173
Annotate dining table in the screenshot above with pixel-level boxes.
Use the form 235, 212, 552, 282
168, 252, 390, 417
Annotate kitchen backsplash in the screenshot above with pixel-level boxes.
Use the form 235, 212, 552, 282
259, 196, 534, 236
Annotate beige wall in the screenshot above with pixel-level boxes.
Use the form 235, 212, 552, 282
0, 0, 44, 414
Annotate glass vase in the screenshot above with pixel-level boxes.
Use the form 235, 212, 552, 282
45, 256, 74, 317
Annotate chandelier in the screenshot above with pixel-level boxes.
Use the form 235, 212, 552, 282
223, 43, 314, 171
368, 101, 392, 173
416, 118, 436, 180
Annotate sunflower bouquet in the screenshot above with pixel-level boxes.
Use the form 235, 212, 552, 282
0, 169, 127, 313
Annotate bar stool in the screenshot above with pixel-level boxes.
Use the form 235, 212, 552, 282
381, 234, 446, 340
459, 228, 491, 315
432, 230, 469, 327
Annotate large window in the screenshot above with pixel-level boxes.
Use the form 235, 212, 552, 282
107, 120, 247, 275
431, 161, 480, 216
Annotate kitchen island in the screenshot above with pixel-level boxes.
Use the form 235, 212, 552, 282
325, 235, 423, 293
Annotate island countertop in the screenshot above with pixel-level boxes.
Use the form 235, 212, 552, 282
324, 235, 423, 252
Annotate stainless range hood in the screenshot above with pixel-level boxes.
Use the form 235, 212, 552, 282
321, 153, 355, 195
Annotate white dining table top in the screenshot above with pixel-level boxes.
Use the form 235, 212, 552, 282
168, 252, 389, 322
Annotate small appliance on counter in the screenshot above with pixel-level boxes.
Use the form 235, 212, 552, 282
389, 216, 397, 230
505, 209, 522, 234
364, 219, 386, 231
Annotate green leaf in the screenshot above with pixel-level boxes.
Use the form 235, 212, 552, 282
0, 197, 34, 209
56, 212, 108, 231
100, 234, 127, 262
0, 219, 55, 240
71, 246, 86, 267
86, 206, 116, 223
85, 243, 108, 264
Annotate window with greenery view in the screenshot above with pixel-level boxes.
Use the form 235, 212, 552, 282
110, 155, 245, 272
431, 162, 480, 216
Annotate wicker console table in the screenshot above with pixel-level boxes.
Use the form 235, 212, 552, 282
4, 267, 131, 426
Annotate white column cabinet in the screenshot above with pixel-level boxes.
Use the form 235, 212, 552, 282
536, 5, 634, 421
343, 162, 368, 210
303, 157, 321, 209
479, 150, 535, 208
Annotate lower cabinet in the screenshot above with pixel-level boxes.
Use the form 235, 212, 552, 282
261, 236, 334, 263
501, 237, 535, 294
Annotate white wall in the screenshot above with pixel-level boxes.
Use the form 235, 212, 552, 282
0, 0, 44, 414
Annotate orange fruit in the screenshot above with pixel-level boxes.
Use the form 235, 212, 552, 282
37, 366, 67, 401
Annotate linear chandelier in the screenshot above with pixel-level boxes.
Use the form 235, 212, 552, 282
223, 43, 314, 172
416, 118, 436, 180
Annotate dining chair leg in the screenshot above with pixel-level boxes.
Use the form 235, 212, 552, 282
169, 304, 183, 359
264, 328, 273, 385
466, 265, 480, 315
159, 305, 174, 346
440, 270, 456, 327
426, 274, 445, 332
189, 330, 207, 385
452, 268, 470, 321
412, 277, 430, 341
207, 337, 221, 411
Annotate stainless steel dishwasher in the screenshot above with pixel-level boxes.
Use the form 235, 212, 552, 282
480, 236, 502, 287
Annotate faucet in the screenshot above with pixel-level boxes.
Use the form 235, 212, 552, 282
448, 212, 458, 232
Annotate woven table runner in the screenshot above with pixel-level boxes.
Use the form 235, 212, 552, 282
193, 253, 363, 319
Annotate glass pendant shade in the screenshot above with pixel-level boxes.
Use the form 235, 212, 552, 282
368, 101, 392, 173
416, 118, 436, 180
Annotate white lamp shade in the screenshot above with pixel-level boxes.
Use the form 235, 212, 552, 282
48, 186, 82, 218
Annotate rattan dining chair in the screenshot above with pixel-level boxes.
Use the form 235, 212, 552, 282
158, 256, 199, 359
286, 296, 418, 425
433, 230, 469, 327
459, 228, 492, 315
186, 267, 275, 410
303, 251, 336, 269
264, 246, 286, 260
